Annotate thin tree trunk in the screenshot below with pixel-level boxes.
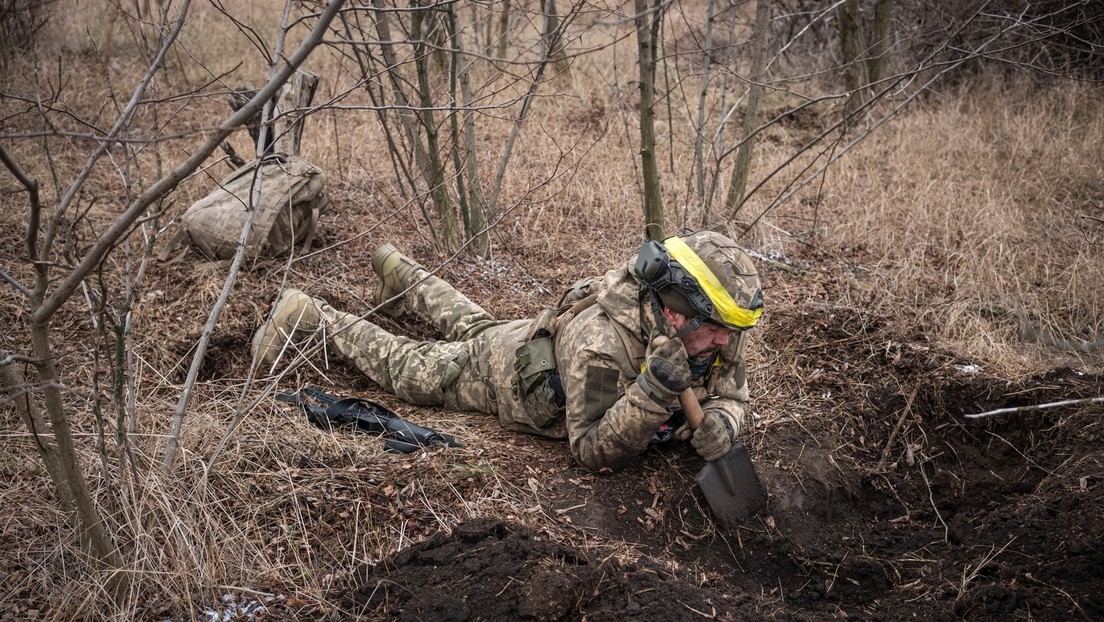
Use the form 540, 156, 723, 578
451, 3, 489, 255
723, 0, 771, 219
837, 0, 868, 122
340, 9, 418, 200
0, 351, 126, 596
373, 0, 449, 249
543, 0, 570, 79
693, 0, 716, 207
413, 2, 460, 252
867, 0, 895, 86
446, 4, 472, 249
635, 0, 665, 240
496, 1, 511, 59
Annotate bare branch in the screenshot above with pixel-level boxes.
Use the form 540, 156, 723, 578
0, 144, 39, 297
964, 397, 1104, 419
162, 0, 346, 473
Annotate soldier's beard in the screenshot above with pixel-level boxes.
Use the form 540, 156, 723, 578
689, 347, 720, 363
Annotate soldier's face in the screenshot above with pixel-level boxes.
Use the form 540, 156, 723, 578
663, 309, 732, 361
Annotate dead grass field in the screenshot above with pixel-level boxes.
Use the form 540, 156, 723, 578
1, 1, 1102, 620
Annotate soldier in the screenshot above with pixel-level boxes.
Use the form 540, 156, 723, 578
252, 230, 764, 472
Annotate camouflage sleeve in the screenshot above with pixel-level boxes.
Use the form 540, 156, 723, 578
556, 312, 670, 472
703, 333, 752, 438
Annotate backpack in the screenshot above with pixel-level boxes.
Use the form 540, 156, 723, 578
159, 154, 327, 261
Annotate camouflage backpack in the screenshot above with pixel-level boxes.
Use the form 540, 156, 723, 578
160, 154, 327, 261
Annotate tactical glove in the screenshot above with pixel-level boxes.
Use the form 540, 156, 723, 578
637, 337, 692, 406
689, 410, 735, 461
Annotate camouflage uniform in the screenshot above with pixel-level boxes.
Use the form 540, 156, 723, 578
554, 258, 751, 471
314, 255, 751, 472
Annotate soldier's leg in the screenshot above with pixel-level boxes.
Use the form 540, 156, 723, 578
252, 288, 494, 411
323, 303, 495, 413
373, 244, 499, 342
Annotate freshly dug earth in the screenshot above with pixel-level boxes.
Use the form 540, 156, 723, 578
325, 308, 1103, 621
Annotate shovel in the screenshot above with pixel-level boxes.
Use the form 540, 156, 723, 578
679, 388, 767, 528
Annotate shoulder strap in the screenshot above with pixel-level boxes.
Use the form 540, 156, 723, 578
552, 291, 599, 336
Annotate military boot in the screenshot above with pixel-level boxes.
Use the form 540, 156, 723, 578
251, 288, 323, 368
371, 243, 426, 318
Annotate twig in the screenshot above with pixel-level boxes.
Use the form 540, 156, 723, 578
1, 270, 33, 299
0, 352, 39, 367
1024, 572, 1085, 614
877, 380, 920, 471
165, 0, 294, 474
983, 431, 1058, 478
964, 397, 1104, 419
744, 250, 801, 274
959, 537, 1017, 598
917, 455, 948, 543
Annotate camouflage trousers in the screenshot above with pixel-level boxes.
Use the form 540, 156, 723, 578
318, 274, 566, 438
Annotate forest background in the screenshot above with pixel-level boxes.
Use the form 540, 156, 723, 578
1, 0, 1102, 619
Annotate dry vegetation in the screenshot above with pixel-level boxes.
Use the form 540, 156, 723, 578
1, 1, 1102, 620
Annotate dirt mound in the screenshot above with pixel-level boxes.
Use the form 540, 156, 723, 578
336, 519, 759, 621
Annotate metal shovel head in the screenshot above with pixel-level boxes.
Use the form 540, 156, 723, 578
694, 443, 767, 528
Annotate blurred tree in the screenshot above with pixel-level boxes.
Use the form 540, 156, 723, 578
722, 0, 772, 220
544, 0, 570, 79
837, 0, 895, 122
0, 0, 54, 68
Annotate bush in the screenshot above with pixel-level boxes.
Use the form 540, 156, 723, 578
902, 0, 1104, 80
0, 0, 54, 59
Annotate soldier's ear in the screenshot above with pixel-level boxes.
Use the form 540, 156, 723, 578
662, 307, 688, 329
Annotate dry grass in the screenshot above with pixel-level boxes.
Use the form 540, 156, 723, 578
2, 0, 1103, 619
802, 74, 1104, 372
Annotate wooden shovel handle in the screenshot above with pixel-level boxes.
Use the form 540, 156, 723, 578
678, 389, 704, 430
649, 336, 704, 430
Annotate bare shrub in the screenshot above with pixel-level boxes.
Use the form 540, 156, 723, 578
0, 0, 54, 57
900, 0, 1104, 80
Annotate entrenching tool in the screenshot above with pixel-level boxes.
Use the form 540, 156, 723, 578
679, 389, 768, 528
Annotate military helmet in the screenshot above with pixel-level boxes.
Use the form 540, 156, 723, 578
633, 231, 764, 331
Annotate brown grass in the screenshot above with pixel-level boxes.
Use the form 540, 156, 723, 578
2, 0, 1103, 619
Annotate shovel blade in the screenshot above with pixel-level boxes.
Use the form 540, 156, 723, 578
695, 443, 767, 528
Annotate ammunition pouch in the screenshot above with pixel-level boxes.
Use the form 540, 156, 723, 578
512, 307, 565, 429
509, 278, 601, 430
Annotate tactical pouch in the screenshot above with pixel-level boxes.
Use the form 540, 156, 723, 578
510, 276, 602, 430
514, 307, 557, 396
512, 307, 565, 428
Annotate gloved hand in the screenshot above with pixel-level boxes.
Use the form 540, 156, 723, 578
688, 410, 735, 461
637, 337, 692, 406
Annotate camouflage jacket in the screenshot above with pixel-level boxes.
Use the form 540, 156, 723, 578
554, 258, 752, 471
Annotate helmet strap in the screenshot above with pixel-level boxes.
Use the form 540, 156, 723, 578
647, 291, 667, 337
673, 315, 704, 339
648, 290, 704, 339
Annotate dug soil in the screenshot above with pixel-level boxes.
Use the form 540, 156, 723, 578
318, 265, 1104, 621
